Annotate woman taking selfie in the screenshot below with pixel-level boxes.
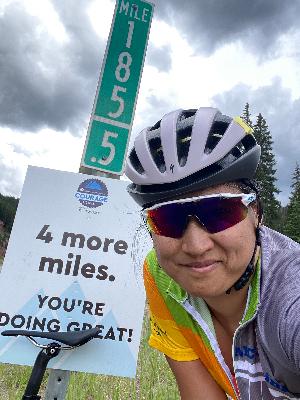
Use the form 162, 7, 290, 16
125, 107, 300, 399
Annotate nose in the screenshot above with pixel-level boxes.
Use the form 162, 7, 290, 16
181, 217, 214, 255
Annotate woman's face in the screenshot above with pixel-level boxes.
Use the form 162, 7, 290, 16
151, 184, 258, 299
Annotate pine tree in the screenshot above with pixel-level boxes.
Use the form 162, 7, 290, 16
0, 194, 19, 232
253, 113, 281, 229
241, 103, 253, 127
284, 163, 300, 242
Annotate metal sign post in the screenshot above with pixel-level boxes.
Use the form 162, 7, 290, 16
45, 370, 70, 400
45, 0, 154, 398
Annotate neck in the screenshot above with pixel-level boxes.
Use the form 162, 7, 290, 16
207, 245, 260, 329
204, 283, 250, 332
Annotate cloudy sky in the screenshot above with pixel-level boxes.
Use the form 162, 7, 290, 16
0, 0, 299, 205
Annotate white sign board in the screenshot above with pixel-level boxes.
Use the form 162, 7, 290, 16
0, 166, 149, 378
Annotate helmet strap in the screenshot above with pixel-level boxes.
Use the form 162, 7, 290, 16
225, 227, 261, 295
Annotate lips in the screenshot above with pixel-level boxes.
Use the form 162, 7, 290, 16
185, 260, 220, 269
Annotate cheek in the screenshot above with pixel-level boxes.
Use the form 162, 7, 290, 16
152, 235, 179, 264
217, 220, 256, 262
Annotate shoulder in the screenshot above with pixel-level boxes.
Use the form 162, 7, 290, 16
257, 227, 300, 362
258, 226, 300, 315
259, 226, 300, 304
260, 226, 300, 280
260, 226, 300, 256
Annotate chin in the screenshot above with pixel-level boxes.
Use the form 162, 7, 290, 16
185, 285, 224, 298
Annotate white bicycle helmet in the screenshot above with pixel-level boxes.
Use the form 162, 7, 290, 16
125, 107, 261, 207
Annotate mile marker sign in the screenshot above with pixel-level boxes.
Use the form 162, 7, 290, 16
81, 0, 154, 175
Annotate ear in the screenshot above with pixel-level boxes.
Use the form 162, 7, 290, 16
249, 203, 259, 226
254, 209, 260, 227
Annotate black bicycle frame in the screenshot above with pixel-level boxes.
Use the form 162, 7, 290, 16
1, 327, 100, 400
22, 343, 60, 400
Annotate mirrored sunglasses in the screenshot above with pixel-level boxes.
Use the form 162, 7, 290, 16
142, 193, 256, 238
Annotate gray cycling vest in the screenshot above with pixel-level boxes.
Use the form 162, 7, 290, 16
235, 226, 300, 399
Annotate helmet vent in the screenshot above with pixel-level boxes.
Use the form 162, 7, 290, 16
232, 134, 256, 158
205, 120, 229, 154
217, 135, 256, 168
149, 119, 161, 131
148, 136, 166, 173
241, 133, 257, 150
232, 142, 245, 158
129, 148, 145, 174
177, 126, 192, 167
179, 109, 197, 122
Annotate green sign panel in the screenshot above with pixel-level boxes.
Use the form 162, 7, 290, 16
82, 0, 154, 174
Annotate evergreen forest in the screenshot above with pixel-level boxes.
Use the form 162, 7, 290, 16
241, 103, 299, 241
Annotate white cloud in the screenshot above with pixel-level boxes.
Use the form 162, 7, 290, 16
22, 0, 68, 42
0, 127, 85, 197
87, 0, 115, 39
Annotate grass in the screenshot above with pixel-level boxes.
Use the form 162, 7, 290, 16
0, 313, 180, 400
0, 363, 43, 400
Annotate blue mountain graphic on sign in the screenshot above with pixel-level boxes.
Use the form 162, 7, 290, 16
85, 181, 102, 190
0, 282, 96, 365
52, 281, 97, 331
0, 289, 48, 365
0, 282, 137, 377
